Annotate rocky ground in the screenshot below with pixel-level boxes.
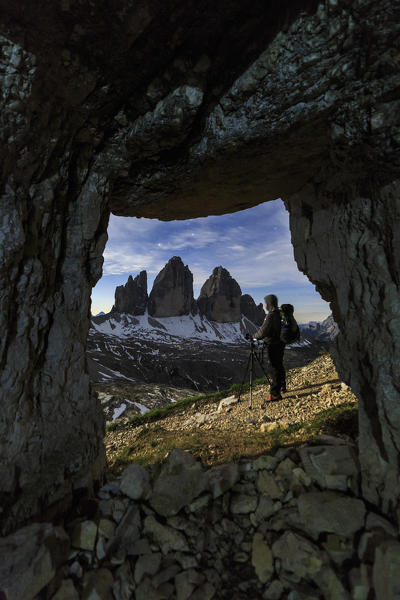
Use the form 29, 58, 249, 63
3, 354, 397, 600
105, 354, 357, 470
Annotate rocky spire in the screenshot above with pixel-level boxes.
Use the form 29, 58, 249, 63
112, 271, 148, 315
240, 294, 265, 326
197, 266, 241, 322
148, 257, 194, 317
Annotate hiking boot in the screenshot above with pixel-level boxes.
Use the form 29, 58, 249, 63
265, 394, 282, 402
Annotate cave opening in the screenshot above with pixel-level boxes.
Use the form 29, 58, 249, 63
89, 198, 337, 443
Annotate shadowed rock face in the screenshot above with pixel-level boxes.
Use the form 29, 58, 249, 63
112, 271, 148, 315
148, 257, 194, 317
240, 294, 265, 326
198, 267, 242, 323
0, 0, 399, 531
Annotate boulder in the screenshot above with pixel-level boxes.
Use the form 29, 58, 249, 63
299, 444, 359, 493
148, 257, 194, 317
297, 491, 366, 538
71, 520, 98, 551
252, 532, 274, 583
240, 294, 265, 326
0, 522, 70, 600
373, 540, 400, 600
197, 267, 241, 322
112, 271, 148, 315
149, 449, 208, 516
120, 464, 151, 500
143, 516, 189, 553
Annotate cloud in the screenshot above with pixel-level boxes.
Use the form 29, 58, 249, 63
93, 198, 329, 320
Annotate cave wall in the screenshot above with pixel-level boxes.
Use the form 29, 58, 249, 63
0, 0, 399, 532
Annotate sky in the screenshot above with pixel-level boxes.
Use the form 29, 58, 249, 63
91, 199, 330, 323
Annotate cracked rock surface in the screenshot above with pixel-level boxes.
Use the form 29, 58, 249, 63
0, 0, 399, 532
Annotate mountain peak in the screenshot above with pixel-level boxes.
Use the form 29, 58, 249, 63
198, 266, 241, 322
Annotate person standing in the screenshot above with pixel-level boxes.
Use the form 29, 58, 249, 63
253, 294, 286, 401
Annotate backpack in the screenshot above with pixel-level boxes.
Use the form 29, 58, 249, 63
280, 304, 300, 344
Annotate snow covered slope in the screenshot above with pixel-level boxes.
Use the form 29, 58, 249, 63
91, 311, 257, 344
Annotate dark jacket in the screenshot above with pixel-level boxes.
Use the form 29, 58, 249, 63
253, 309, 282, 345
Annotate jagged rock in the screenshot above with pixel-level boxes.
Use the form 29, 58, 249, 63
256, 470, 283, 499
143, 516, 189, 553
251, 532, 273, 583
71, 520, 98, 551
52, 579, 80, 600
197, 267, 241, 322
98, 518, 116, 539
82, 568, 114, 600
207, 463, 239, 498
264, 580, 284, 600
148, 257, 194, 317
0, 523, 70, 600
349, 565, 371, 600
230, 493, 258, 514
112, 271, 148, 315
1, 0, 399, 535
217, 395, 238, 412
299, 444, 359, 493
260, 421, 279, 433
297, 491, 366, 538
120, 464, 151, 500
240, 294, 265, 326
112, 562, 135, 600
149, 449, 208, 516
272, 530, 324, 581
134, 552, 162, 584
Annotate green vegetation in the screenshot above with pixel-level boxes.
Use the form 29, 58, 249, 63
108, 401, 358, 474
105, 377, 272, 433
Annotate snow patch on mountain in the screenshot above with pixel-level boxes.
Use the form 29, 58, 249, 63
91, 311, 255, 344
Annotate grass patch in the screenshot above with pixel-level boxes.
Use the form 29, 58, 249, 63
105, 377, 272, 433
108, 401, 358, 475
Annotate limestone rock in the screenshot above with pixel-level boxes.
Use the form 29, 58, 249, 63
297, 491, 366, 538
217, 395, 238, 412
256, 470, 283, 499
120, 464, 151, 500
240, 294, 265, 326
264, 580, 284, 600
52, 579, 79, 600
251, 532, 273, 583
1, 0, 399, 536
149, 449, 208, 516
148, 257, 194, 317
143, 515, 189, 553
272, 531, 324, 581
134, 552, 162, 584
197, 267, 241, 322
0, 523, 70, 600
260, 421, 279, 433
82, 568, 114, 600
373, 540, 400, 600
71, 520, 98, 551
207, 462, 239, 498
112, 562, 135, 600
112, 271, 148, 315
299, 444, 359, 492
230, 493, 258, 514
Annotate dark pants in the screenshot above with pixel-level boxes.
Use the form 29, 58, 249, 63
267, 341, 286, 397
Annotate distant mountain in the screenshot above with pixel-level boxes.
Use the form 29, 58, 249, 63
87, 258, 331, 394
93, 311, 105, 317
105, 257, 265, 324
300, 314, 338, 341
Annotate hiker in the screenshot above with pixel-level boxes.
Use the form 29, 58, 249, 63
253, 294, 286, 402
